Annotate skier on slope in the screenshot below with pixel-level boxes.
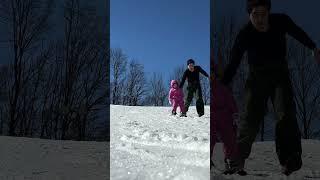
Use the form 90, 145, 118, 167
179, 59, 209, 117
219, 0, 320, 175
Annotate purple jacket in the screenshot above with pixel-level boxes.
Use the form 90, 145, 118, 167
169, 80, 184, 103
212, 78, 238, 115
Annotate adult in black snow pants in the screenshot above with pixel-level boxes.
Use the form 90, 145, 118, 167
220, 0, 320, 175
180, 59, 209, 117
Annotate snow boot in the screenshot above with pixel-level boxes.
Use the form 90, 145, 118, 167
224, 158, 247, 175
235, 158, 247, 176
210, 160, 215, 170
281, 152, 302, 176
172, 110, 177, 115
237, 169, 247, 176
223, 158, 237, 175
180, 112, 187, 117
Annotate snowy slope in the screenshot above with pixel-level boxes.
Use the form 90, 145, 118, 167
211, 140, 320, 180
0, 136, 108, 180
110, 105, 320, 180
110, 105, 210, 180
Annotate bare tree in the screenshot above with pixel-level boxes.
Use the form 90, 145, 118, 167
200, 76, 210, 105
36, 48, 63, 139
123, 60, 145, 106
287, 38, 320, 139
0, 0, 108, 141
148, 72, 167, 106
169, 64, 187, 105
0, 0, 54, 136
0, 64, 9, 134
18, 46, 53, 137
169, 64, 185, 84
52, 0, 109, 140
110, 48, 127, 105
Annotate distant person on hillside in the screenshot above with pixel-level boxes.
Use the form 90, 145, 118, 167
180, 59, 209, 117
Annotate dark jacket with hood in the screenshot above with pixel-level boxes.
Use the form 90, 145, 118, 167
179, 66, 209, 88
222, 13, 316, 85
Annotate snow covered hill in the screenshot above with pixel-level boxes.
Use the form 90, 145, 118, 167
0, 136, 108, 180
110, 105, 320, 180
110, 105, 210, 180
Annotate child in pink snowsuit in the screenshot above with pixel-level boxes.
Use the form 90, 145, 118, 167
211, 64, 239, 171
169, 80, 186, 117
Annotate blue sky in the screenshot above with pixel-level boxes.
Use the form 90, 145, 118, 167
110, 0, 210, 81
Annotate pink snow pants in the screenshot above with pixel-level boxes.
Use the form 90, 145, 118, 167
172, 99, 185, 113
211, 82, 238, 160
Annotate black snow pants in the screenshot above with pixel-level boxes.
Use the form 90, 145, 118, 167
185, 83, 205, 116
237, 64, 302, 166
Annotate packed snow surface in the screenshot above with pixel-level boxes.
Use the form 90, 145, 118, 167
110, 105, 320, 180
0, 136, 108, 180
110, 105, 210, 180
